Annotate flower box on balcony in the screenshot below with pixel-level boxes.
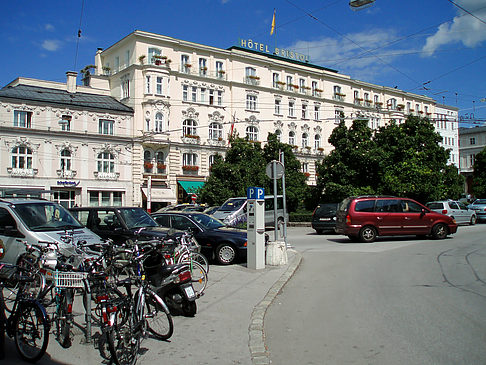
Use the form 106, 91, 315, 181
184, 134, 200, 140
314, 88, 323, 93
218, 70, 226, 74
200, 67, 207, 71
292, 84, 299, 89
182, 165, 199, 171
305, 146, 312, 150
248, 75, 260, 80
418, 111, 424, 114
157, 163, 166, 169
144, 162, 153, 169
304, 172, 311, 178
276, 81, 286, 85
317, 147, 324, 152
184, 63, 192, 68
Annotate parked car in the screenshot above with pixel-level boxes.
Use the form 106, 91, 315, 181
156, 204, 198, 212
69, 206, 176, 245
335, 195, 458, 243
151, 211, 247, 265
467, 199, 486, 222
426, 200, 477, 225
0, 198, 102, 266
311, 203, 338, 234
203, 206, 220, 216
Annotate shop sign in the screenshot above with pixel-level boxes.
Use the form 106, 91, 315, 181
57, 180, 80, 187
238, 38, 310, 63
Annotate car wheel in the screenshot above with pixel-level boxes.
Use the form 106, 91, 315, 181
315, 229, 323, 235
215, 243, 237, 265
470, 215, 477, 225
359, 226, 377, 243
431, 223, 448, 239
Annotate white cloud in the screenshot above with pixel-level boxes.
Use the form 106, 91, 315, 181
41, 39, 62, 51
45, 24, 54, 31
422, 0, 486, 56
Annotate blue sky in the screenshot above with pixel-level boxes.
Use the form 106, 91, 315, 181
1, 0, 485, 127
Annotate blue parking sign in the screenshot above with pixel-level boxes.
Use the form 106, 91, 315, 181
247, 187, 265, 200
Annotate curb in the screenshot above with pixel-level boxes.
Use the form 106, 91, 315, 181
248, 249, 303, 364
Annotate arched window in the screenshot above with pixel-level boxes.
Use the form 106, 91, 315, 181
11, 146, 32, 169
97, 152, 115, 173
209, 122, 223, 140
156, 151, 165, 173
275, 129, 282, 142
155, 113, 164, 133
246, 126, 258, 141
302, 133, 308, 148
314, 134, 321, 149
60, 149, 72, 171
289, 131, 295, 146
183, 119, 197, 136
144, 150, 153, 173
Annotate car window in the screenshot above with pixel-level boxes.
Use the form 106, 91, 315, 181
220, 199, 246, 211
448, 202, 459, 210
153, 215, 170, 228
14, 202, 82, 231
401, 200, 423, 213
0, 208, 17, 233
97, 211, 122, 230
355, 200, 375, 212
73, 211, 90, 226
376, 199, 400, 212
191, 214, 225, 229
315, 203, 337, 215
118, 208, 157, 229
426, 202, 443, 210
457, 202, 468, 210
171, 216, 198, 231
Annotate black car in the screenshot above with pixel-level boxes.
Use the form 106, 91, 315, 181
311, 203, 338, 234
151, 211, 247, 265
69, 206, 176, 245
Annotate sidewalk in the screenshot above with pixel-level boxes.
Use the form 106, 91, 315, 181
4, 249, 302, 365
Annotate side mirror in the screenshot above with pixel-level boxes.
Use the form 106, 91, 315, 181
421, 208, 426, 216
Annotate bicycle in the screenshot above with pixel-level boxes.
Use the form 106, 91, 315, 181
0, 263, 50, 363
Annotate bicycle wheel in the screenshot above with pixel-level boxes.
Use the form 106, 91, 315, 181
189, 252, 209, 274
107, 311, 140, 365
144, 290, 173, 341
55, 290, 72, 348
188, 261, 207, 296
14, 302, 49, 363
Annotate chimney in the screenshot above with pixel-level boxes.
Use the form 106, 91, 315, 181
66, 71, 77, 93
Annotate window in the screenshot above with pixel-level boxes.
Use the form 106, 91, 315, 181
121, 78, 130, 99
314, 105, 320, 121
60, 115, 71, 131
148, 48, 161, 64
209, 122, 223, 140
14, 111, 32, 128
183, 85, 188, 101
424, 106, 429, 114
388, 98, 397, 110
245, 67, 256, 77
299, 78, 305, 93
99, 119, 114, 135
273, 73, 280, 88
246, 94, 257, 111
11, 146, 32, 169
53, 190, 76, 209
374, 95, 379, 105
156, 77, 163, 95
183, 119, 197, 136
415, 104, 420, 113
183, 153, 198, 166
97, 152, 115, 173
199, 58, 207, 76
246, 126, 258, 141
89, 191, 123, 207
156, 151, 165, 173
200, 88, 206, 103
155, 113, 164, 133
125, 50, 130, 67
312, 81, 319, 96
470, 137, 476, 145
60, 149, 72, 171
302, 103, 308, 119
302, 162, 309, 173
354, 90, 360, 104
114, 56, 120, 72
289, 131, 295, 145
302, 133, 308, 148
289, 101, 295, 117
335, 109, 344, 124
275, 99, 281, 115
181, 54, 190, 73
333, 85, 341, 95
216, 61, 224, 78
191, 87, 197, 102
217, 90, 223, 106
406, 102, 411, 113
146, 76, 151, 94
275, 129, 282, 142
286, 76, 293, 91
245, 67, 258, 85
144, 150, 153, 173
314, 134, 321, 149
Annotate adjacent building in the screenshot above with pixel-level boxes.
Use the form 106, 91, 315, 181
459, 125, 486, 194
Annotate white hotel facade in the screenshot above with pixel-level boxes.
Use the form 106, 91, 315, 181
0, 30, 459, 209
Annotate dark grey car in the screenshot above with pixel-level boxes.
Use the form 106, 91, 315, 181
311, 203, 338, 234
468, 199, 486, 222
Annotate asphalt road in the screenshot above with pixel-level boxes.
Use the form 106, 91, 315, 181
266, 224, 486, 365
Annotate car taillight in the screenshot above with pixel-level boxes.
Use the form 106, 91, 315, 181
442, 210, 448, 214
346, 214, 351, 224
178, 271, 191, 283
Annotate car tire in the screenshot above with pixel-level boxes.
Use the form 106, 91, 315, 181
315, 229, 323, 235
215, 243, 237, 265
359, 226, 377, 243
470, 215, 477, 225
431, 223, 448, 239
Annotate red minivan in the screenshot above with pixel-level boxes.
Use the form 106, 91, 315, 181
335, 196, 458, 243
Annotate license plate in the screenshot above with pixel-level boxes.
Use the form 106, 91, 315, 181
319, 218, 331, 221
184, 285, 196, 298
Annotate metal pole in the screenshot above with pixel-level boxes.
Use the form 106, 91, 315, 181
147, 175, 152, 213
273, 161, 278, 241
280, 151, 288, 248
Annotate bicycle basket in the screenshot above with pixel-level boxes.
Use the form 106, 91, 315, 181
55, 271, 87, 288
143, 252, 164, 286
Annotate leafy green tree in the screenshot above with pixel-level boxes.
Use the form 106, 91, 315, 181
473, 146, 486, 197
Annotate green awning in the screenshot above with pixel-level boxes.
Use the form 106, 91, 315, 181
178, 181, 205, 194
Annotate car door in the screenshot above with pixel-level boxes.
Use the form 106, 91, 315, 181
399, 199, 430, 235
447, 201, 464, 224
456, 202, 472, 224
374, 199, 402, 235
0, 207, 25, 265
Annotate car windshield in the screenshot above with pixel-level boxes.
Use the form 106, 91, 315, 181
426, 202, 443, 210
118, 208, 158, 229
190, 214, 225, 229
316, 203, 337, 215
14, 202, 83, 232
473, 199, 486, 204
219, 198, 246, 212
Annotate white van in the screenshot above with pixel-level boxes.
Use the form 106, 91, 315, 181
213, 195, 288, 227
0, 198, 103, 266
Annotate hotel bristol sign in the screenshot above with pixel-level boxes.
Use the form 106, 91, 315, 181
238, 38, 310, 63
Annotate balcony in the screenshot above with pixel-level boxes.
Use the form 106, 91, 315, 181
94, 171, 119, 181
244, 76, 260, 86
333, 93, 345, 102
7, 167, 38, 178
182, 165, 199, 176
181, 135, 201, 144
56, 169, 77, 179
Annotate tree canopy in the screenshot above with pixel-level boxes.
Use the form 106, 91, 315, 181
473, 146, 486, 197
314, 115, 464, 204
